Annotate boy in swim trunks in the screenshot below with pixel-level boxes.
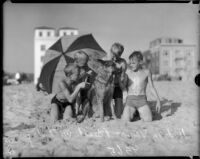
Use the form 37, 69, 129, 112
50, 63, 86, 123
121, 51, 161, 122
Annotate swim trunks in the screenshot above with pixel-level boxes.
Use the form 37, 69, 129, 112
126, 95, 148, 108
51, 95, 73, 114
113, 86, 123, 99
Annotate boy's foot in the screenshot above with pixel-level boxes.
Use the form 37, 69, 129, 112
104, 116, 111, 121
77, 115, 85, 123
111, 115, 117, 120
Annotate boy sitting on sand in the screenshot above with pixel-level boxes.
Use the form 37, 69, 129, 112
121, 51, 161, 122
50, 63, 86, 123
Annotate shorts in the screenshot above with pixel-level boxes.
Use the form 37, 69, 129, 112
113, 86, 123, 99
51, 96, 73, 114
126, 95, 148, 109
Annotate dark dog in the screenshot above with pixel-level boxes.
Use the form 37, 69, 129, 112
76, 59, 117, 122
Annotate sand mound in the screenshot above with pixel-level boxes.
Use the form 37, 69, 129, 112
3, 82, 199, 157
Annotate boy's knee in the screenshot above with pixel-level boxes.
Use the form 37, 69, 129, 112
121, 116, 130, 121
142, 116, 152, 122
50, 104, 59, 121
138, 105, 152, 122
63, 106, 73, 119
140, 113, 152, 122
121, 107, 131, 121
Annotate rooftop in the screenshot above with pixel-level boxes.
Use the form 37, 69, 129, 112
149, 37, 185, 48
59, 27, 78, 30
159, 44, 196, 47
34, 26, 55, 30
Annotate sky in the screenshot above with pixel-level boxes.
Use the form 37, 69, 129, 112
3, 2, 199, 73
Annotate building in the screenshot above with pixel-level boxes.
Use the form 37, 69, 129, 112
34, 26, 78, 84
146, 37, 196, 80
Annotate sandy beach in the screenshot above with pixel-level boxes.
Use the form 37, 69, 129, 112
3, 81, 199, 157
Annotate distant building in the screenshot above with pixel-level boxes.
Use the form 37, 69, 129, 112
34, 26, 78, 84
145, 37, 196, 80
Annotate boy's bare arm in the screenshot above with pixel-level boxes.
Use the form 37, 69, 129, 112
147, 70, 161, 113
59, 81, 85, 103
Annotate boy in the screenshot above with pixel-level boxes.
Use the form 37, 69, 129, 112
73, 50, 95, 122
121, 51, 161, 122
110, 43, 127, 118
50, 63, 86, 123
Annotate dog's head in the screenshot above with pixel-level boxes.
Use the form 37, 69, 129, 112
97, 59, 116, 74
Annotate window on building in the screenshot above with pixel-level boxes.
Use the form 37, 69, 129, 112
47, 31, 51, 37
169, 39, 172, 43
163, 50, 169, 56
70, 32, 74, 36
41, 45, 46, 51
39, 31, 42, 37
63, 32, 67, 36
178, 39, 182, 43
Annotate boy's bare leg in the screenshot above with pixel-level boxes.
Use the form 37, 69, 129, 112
75, 93, 82, 116
50, 103, 60, 123
121, 105, 136, 121
138, 105, 152, 122
110, 99, 117, 119
63, 106, 73, 120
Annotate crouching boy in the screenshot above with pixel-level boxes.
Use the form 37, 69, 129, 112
50, 63, 86, 123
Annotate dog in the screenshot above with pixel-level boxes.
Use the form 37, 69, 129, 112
75, 59, 117, 122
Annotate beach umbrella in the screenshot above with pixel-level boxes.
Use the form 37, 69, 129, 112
64, 34, 107, 59
38, 36, 76, 94
38, 34, 107, 94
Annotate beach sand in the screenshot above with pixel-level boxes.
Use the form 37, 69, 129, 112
3, 81, 199, 157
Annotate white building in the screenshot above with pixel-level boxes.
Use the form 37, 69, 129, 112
149, 37, 196, 80
34, 26, 78, 84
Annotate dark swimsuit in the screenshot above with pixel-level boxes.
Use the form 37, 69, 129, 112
51, 82, 74, 116
51, 96, 73, 114
113, 63, 123, 99
113, 85, 123, 99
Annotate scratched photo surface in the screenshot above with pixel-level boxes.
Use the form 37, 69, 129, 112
3, 2, 199, 157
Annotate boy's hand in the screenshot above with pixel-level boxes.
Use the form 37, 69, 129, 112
79, 82, 86, 89
156, 101, 161, 113
87, 70, 93, 75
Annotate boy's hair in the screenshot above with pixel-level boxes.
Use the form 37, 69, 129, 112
129, 51, 143, 61
64, 63, 80, 77
111, 43, 124, 56
74, 50, 89, 64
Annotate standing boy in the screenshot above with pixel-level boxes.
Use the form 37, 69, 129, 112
110, 43, 127, 118
121, 51, 161, 122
